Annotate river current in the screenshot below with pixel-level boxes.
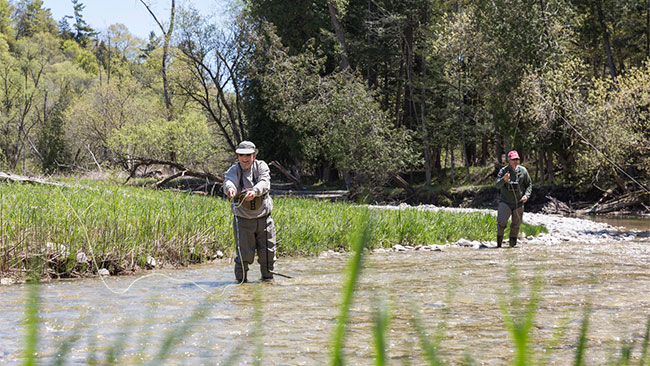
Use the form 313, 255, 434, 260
1, 216, 649, 365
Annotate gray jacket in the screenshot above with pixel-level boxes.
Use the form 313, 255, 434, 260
223, 160, 273, 219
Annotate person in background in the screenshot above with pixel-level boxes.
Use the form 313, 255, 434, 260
495, 150, 532, 248
223, 141, 276, 282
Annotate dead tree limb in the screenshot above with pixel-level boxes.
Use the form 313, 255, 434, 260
0, 171, 70, 188
123, 157, 223, 186
392, 174, 416, 195
269, 160, 302, 190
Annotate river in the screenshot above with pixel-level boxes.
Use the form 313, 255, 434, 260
1, 215, 649, 365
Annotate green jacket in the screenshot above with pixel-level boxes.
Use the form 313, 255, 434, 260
495, 165, 532, 207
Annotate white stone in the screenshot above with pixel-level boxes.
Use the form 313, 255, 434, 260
455, 239, 473, 247
146, 255, 157, 268
46, 241, 68, 256
214, 250, 224, 259
98, 268, 110, 276
76, 252, 88, 263
1, 278, 15, 285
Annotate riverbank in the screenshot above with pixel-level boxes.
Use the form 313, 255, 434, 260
360, 203, 648, 253
0, 182, 545, 284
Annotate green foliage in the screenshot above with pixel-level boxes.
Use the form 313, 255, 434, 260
108, 111, 219, 169
71, 0, 95, 46
254, 25, 416, 184
65, 79, 162, 164
13, 0, 57, 39
61, 39, 99, 74
0, 0, 14, 40
522, 55, 650, 185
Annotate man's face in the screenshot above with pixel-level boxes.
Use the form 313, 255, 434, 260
237, 153, 256, 170
509, 157, 519, 169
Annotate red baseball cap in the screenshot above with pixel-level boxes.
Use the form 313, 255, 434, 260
507, 150, 520, 160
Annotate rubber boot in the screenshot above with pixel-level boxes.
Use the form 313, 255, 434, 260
496, 235, 503, 248
235, 265, 248, 283
509, 237, 517, 248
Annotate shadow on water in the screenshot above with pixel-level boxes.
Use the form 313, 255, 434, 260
179, 280, 235, 289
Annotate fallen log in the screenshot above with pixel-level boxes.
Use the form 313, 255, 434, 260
541, 195, 574, 215
392, 174, 415, 195
576, 190, 649, 215
269, 160, 302, 190
0, 171, 70, 188
122, 157, 223, 186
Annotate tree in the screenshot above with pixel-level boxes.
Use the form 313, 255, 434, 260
174, 8, 249, 152
0, 0, 15, 40
13, 0, 57, 39
138, 0, 175, 120
57, 15, 74, 41
108, 111, 222, 174
64, 79, 163, 166
0, 32, 63, 171
254, 22, 415, 186
71, 0, 94, 46
107, 23, 144, 62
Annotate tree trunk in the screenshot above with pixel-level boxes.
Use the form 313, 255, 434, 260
421, 56, 431, 186
327, 0, 350, 70
647, 0, 650, 58
450, 146, 455, 184
594, 0, 617, 80
495, 124, 503, 165
139, 0, 175, 119
546, 151, 554, 183
538, 150, 545, 185
402, 20, 415, 129
394, 51, 404, 127
480, 135, 488, 166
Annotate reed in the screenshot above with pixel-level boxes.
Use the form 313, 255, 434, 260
0, 182, 546, 279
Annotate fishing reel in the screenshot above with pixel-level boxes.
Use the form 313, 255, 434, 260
233, 188, 262, 210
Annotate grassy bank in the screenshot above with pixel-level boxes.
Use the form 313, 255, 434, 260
0, 182, 546, 280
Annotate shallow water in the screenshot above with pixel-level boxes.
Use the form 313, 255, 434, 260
1, 217, 650, 365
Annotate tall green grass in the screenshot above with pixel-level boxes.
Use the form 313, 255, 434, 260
0, 182, 546, 279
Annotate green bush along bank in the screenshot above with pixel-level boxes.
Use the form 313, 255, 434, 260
0, 182, 546, 279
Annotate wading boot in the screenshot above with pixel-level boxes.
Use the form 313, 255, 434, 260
509, 237, 517, 248
496, 235, 503, 248
235, 268, 248, 283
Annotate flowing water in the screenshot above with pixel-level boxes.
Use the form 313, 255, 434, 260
1, 216, 650, 365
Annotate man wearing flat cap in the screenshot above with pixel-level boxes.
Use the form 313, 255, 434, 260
223, 141, 276, 282
495, 150, 532, 248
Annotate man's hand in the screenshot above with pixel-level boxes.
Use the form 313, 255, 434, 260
227, 188, 236, 199
244, 190, 256, 201
504, 172, 510, 181
520, 195, 528, 203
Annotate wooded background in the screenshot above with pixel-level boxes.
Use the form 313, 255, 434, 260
1, 0, 649, 191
